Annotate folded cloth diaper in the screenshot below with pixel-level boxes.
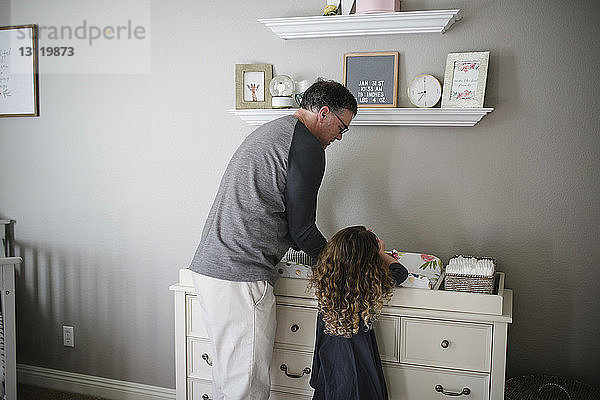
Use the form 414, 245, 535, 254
386, 250, 443, 289
446, 255, 495, 277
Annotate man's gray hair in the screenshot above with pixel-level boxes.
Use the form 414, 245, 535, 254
300, 78, 357, 116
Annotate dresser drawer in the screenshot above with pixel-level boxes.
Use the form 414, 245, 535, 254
187, 338, 214, 380
187, 378, 212, 400
271, 348, 314, 395
373, 315, 400, 363
269, 391, 313, 400
188, 379, 312, 400
400, 317, 492, 372
188, 376, 312, 400
186, 295, 209, 339
275, 305, 316, 351
384, 364, 489, 400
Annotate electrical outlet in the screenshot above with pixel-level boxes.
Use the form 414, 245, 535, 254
63, 325, 74, 347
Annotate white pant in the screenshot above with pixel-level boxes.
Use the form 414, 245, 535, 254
191, 272, 277, 400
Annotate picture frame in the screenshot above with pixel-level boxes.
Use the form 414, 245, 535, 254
343, 52, 399, 108
0, 24, 40, 117
235, 63, 273, 109
441, 51, 490, 108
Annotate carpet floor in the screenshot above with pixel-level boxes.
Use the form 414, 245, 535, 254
18, 384, 108, 400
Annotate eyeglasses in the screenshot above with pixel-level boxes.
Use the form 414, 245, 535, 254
331, 111, 349, 135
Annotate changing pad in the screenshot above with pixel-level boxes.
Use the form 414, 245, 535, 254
276, 248, 443, 289
387, 249, 443, 288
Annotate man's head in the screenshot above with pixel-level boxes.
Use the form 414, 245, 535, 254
300, 79, 358, 116
299, 79, 358, 149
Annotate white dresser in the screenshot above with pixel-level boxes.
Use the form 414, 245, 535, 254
170, 269, 512, 400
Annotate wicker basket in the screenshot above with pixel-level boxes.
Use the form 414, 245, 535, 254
444, 273, 495, 294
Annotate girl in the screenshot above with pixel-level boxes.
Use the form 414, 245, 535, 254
308, 226, 408, 400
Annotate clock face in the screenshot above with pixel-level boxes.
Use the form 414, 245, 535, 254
408, 74, 442, 108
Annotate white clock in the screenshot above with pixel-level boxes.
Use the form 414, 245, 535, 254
407, 74, 442, 108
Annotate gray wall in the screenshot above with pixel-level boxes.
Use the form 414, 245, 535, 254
1, 0, 599, 389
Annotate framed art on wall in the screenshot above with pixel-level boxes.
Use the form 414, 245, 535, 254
343, 52, 399, 108
0, 24, 40, 117
235, 63, 273, 109
441, 51, 489, 108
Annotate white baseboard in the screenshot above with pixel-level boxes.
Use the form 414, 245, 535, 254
17, 364, 175, 400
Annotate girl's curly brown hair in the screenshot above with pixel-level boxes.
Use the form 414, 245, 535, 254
308, 226, 395, 338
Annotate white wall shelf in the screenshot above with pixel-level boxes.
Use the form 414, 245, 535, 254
258, 9, 462, 39
227, 107, 493, 127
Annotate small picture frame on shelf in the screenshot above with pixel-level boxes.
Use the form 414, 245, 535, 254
0, 24, 40, 118
343, 52, 399, 108
441, 51, 489, 108
235, 63, 273, 109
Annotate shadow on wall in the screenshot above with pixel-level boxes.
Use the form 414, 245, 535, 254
497, 235, 573, 379
13, 240, 165, 381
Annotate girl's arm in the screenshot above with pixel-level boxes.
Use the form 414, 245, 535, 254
389, 262, 409, 286
378, 238, 409, 285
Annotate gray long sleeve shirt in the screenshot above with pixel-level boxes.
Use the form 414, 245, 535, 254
189, 115, 327, 285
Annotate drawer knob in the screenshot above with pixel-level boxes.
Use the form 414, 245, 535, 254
290, 324, 299, 332
202, 353, 213, 366
435, 385, 470, 396
440, 339, 450, 349
280, 364, 311, 379
202, 395, 211, 400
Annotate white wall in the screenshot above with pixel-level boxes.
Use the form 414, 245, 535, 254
1, 0, 599, 389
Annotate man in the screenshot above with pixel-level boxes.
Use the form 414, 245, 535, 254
188, 79, 357, 399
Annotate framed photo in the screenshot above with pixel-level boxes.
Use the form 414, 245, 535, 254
343, 52, 399, 108
0, 24, 40, 117
235, 63, 273, 109
441, 51, 489, 108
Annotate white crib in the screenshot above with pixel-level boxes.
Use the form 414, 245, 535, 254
0, 220, 17, 400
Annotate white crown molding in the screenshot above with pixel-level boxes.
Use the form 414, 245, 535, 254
17, 364, 175, 400
227, 107, 494, 127
258, 10, 462, 39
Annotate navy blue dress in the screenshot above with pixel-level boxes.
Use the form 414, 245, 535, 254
310, 263, 408, 400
